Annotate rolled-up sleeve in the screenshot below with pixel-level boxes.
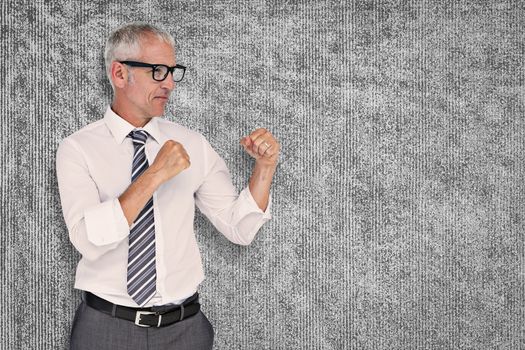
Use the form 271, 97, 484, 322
56, 138, 129, 261
194, 137, 272, 245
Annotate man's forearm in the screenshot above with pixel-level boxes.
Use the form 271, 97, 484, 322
248, 161, 277, 211
118, 170, 160, 226
118, 139, 190, 227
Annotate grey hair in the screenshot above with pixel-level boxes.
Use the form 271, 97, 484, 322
104, 23, 175, 88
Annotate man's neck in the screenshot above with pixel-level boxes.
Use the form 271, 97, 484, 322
111, 100, 152, 128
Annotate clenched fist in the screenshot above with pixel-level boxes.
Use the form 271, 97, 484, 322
240, 128, 280, 167
147, 140, 190, 184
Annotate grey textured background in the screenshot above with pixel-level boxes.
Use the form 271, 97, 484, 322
1, 1, 524, 349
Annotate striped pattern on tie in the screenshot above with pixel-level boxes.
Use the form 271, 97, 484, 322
127, 130, 156, 306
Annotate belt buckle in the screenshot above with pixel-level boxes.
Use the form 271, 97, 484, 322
134, 311, 158, 328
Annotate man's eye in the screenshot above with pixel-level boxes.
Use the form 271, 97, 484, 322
153, 67, 167, 79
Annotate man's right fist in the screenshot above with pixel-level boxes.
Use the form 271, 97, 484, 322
147, 140, 190, 184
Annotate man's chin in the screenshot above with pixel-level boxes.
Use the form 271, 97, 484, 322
150, 112, 165, 118
153, 100, 169, 115
150, 105, 168, 117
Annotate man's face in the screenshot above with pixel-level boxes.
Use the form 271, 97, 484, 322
121, 35, 176, 121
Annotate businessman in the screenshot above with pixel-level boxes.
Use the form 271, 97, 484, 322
56, 22, 279, 350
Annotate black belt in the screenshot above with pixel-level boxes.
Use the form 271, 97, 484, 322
82, 291, 200, 328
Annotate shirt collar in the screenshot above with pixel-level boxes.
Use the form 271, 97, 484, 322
103, 106, 163, 145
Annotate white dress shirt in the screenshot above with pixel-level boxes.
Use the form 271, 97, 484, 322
56, 107, 271, 307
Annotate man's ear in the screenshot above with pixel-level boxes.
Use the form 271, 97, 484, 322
111, 61, 127, 89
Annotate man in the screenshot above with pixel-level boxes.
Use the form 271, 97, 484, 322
56, 23, 279, 350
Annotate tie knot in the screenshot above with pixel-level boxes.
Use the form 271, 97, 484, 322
128, 130, 149, 145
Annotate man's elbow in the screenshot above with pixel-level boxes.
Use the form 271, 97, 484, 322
68, 222, 113, 262
228, 227, 258, 246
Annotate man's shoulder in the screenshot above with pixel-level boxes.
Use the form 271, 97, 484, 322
156, 118, 206, 142
58, 117, 109, 154
63, 118, 107, 142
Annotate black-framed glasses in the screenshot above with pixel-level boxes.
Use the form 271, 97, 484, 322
119, 61, 186, 82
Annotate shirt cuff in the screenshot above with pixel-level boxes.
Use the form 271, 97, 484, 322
84, 198, 129, 246
241, 187, 272, 220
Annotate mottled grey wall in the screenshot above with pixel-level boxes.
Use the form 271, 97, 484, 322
1, 1, 524, 349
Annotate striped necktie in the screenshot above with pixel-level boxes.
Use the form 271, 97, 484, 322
127, 130, 157, 306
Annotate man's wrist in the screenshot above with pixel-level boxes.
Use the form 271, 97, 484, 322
141, 168, 163, 191
254, 158, 278, 171
251, 160, 277, 184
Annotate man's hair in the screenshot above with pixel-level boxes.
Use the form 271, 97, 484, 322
104, 23, 175, 88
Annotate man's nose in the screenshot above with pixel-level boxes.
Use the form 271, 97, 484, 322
161, 74, 175, 90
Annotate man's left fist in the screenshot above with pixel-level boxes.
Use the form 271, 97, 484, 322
240, 128, 280, 167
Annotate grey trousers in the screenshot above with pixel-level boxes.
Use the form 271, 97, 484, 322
69, 301, 214, 350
